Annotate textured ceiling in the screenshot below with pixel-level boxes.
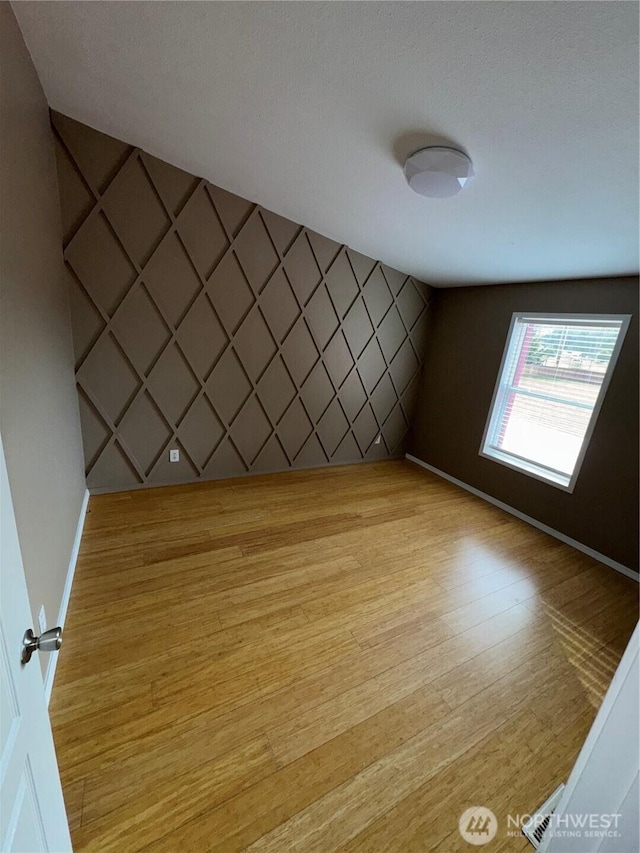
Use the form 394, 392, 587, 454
12, 1, 640, 286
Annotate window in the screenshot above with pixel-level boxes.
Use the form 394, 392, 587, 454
480, 313, 630, 491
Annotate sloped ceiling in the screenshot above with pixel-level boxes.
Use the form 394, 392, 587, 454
12, 1, 640, 286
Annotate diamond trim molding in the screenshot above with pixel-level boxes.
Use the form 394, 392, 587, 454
52, 112, 433, 492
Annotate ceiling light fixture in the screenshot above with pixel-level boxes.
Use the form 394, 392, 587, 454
403, 146, 474, 198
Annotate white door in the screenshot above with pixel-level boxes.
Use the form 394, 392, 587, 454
539, 621, 639, 852
0, 436, 71, 852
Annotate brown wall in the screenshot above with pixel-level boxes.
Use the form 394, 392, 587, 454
0, 3, 87, 674
52, 113, 433, 493
409, 276, 639, 572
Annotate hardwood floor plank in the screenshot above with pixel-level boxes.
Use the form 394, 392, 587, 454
149, 683, 451, 853
47, 460, 638, 852
61, 778, 85, 836
336, 709, 544, 852
268, 671, 446, 768
75, 734, 276, 852
244, 687, 530, 853
347, 566, 528, 648
431, 623, 556, 710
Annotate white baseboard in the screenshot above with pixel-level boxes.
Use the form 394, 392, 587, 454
405, 454, 638, 583
44, 489, 90, 705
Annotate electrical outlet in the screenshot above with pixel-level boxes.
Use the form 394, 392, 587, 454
38, 605, 47, 634
169, 449, 180, 463
374, 434, 382, 445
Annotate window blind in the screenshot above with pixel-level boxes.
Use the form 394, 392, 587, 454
481, 314, 628, 490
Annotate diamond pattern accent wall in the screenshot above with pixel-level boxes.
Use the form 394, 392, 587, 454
52, 112, 433, 493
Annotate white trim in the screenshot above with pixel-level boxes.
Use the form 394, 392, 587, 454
479, 446, 572, 491
479, 312, 631, 494
44, 489, 89, 705
537, 623, 639, 852
405, 454, 638, 582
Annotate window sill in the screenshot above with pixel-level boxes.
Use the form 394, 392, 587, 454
479, 447, 575, 493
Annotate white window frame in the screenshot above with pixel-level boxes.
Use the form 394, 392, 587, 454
479, 312, 631, 493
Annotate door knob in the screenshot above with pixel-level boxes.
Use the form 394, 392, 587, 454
21, 627, 62, 664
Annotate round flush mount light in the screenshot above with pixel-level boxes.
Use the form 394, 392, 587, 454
403, 146, 474, 198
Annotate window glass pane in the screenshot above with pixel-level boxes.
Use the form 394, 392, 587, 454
514, 322, 618, 407
494, 394, 591, 475
482, 314, 627, 489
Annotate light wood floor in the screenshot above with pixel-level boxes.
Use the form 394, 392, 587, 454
50, 460, 639, 852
